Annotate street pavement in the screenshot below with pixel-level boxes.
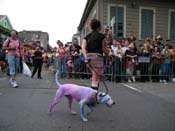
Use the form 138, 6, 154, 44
0, 70, 175, 131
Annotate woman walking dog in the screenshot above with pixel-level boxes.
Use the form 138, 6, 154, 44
81, 19, 108, 90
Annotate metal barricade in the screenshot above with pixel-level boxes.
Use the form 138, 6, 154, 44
63, 55, 175, 83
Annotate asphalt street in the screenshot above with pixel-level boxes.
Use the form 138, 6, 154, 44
0, 70, 175, 131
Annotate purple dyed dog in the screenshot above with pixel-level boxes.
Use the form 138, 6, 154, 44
48, 70, 115, 122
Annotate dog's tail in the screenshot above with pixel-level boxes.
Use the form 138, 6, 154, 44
55, 70, 61, 87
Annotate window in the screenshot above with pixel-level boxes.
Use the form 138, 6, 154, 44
169, 10, 175, 41
4, 21, 7, 27
139, 7, 155, 40
109, 5, 125, 39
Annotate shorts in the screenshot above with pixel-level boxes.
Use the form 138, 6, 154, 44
7, 55, 16, 75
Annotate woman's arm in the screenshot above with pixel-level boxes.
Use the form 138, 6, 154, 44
81, 39, 88, 63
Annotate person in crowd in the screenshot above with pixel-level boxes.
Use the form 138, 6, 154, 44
121, 39, 129, 81
70, 38, 81, 78
121, 38, 126, 47
151, 46, 161, 82
57, 40, 66, 78
23, 49, 32, 68
47, 52, 53, 68
170, 47, 175, 82
111, 39, 118, 56
122, 39, 129, 55
113, 39, 123, 82
81, 18, 108, 90
2, 30, 22, 88
66, 56, 73, 79
114, 40, 123, 59
154, 35, 164, 52
53, 46, 59, 73
104, 26, 113, 46
124, 42, 137, 82
128, 32, 136, 43
43, 52, 49, 70
31, 46, 43, 79
103, 45, 112, 81
145, 37, 153, 52
160, 43, 173, 83
138, 43, 151, 82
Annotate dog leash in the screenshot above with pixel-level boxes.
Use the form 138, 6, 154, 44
86, 60, 109, 95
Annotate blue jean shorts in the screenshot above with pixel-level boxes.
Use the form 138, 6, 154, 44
7, 55, 16, 75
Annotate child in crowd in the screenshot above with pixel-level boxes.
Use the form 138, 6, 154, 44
66, 56, 73, 79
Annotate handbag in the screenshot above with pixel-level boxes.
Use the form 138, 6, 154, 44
23, 62, 32, 77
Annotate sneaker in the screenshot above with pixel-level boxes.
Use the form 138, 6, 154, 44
132, 76, 136, 82
128, 79, 132, 83
9, 79, 13, 85
160, 80, 163, 83
163, 80, 167, 84
38, 77, 42, 79
12, 81, 18, 88
172, 78, 175, 82
163, 80, 167, 83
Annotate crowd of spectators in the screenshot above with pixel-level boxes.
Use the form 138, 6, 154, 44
34, 28, 174, 84
2, 29, 174, 84
48, 29, 175, 84
102, 32, 175, 83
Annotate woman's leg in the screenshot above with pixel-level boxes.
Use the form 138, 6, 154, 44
37, 61, 43, 78
91, 67, 103, 90
8, 55, 17, 85
31, 61, 39, 78
15, 57, 20, 73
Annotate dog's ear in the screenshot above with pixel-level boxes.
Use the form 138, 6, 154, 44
98, 92, 105, 97
99, 93, 103, 97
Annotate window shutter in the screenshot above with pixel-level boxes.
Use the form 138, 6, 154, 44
170, 12, 175, 41
141, 9, 153, 39
110, 6, 124, 39
116, 7, 124, 39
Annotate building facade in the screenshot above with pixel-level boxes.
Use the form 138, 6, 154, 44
78, 0, 175, 45
18, 30, 49, 50
0, 15, 13, 47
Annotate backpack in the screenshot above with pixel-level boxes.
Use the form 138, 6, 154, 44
0, 39, 10, 61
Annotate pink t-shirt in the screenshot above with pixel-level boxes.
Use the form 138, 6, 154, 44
57, 47, 66, 58
3, 39, 20, 56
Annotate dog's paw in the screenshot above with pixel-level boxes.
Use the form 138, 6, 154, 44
82, 118, 88, 122
48, 108, 52, 113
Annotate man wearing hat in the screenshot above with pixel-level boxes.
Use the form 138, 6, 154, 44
154, 35, 164, 52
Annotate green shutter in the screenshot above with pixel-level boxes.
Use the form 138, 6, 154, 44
116, 7, 124, 39
141, 9, 153, 39
170, 12, 175, 41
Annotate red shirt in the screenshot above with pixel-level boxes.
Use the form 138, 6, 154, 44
57, 47, 66, 58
